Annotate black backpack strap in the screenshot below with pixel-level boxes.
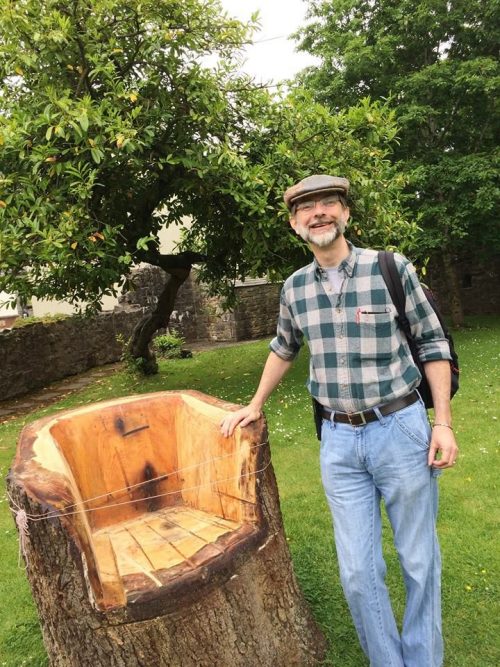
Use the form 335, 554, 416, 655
378, 251, 412, 340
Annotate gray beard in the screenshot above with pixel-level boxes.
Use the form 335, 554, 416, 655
295, 220, 345, 247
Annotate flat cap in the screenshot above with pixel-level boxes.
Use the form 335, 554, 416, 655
284, 175, 350, 210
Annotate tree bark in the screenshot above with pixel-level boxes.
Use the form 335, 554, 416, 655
8, 392, 327, 667
129, 267, 190, 374
128, 251, 206, 374
440, 250, 464, 327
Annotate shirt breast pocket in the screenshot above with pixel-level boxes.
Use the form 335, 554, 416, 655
357, 307, 397, 360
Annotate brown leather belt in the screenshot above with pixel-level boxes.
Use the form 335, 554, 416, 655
321, 391, 419, 426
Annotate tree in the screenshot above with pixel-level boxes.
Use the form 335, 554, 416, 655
296, 0, 500, 325
1, 0, 416, 372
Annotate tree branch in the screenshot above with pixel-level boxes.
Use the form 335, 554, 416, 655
72, 1, 96, 99
137, 250, 208, 271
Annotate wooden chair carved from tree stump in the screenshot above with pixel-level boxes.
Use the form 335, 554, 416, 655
8, 390, 326, 667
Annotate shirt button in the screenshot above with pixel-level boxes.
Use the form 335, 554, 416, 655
336, 308, 342, 314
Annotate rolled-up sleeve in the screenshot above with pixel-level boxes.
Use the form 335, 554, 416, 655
399, 256, 452, 363
269, 289, 303, 361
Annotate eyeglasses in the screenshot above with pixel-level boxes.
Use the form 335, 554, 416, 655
294, 194, 342, 213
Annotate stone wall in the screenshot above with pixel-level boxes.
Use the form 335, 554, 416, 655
427, 256, 500, 316
117, 264, 169, 312
0, 267, 282, 402
0, 308, 144, 402
233, 281, 282, 341
167, 274, 281, 343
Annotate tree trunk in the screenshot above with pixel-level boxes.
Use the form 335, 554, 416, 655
128, 267, 191, 374
128, 251, 206, 374
8, 391, 327, 667
440, 250, 464, 327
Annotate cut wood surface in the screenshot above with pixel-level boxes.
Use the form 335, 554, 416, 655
8, 390, 326, 666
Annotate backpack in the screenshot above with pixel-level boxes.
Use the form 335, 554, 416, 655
378, 251, 460, 410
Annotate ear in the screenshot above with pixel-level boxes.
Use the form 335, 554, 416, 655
289, 215, 297, 232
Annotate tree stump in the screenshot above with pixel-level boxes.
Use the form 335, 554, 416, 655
7, 390, 326, 667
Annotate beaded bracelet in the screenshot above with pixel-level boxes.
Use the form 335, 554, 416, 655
432, 422, 453, 431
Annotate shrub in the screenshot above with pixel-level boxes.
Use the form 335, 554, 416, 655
116, 333, 157, 375
153, 332, 189, 359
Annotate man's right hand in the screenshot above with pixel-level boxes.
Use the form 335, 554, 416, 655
220, 405, 262, 437
219, 352, 292, 437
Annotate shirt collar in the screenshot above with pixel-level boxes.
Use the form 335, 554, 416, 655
313, 241, 357, 281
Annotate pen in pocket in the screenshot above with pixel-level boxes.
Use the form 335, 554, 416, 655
356, 307, 391, 324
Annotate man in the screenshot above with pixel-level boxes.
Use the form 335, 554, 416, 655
220, 175, 458, 667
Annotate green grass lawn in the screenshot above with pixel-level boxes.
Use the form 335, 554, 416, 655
1, 316, 498, 666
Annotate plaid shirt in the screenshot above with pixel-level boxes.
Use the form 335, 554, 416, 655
270, 243, 451, 413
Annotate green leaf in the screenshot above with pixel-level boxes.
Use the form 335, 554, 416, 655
79, 113, 89, 133
90, 147, 102, 164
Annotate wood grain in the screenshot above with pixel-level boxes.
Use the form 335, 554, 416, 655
11, 390, 262, 609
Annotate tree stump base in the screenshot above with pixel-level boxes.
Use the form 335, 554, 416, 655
8, 390, 326, 666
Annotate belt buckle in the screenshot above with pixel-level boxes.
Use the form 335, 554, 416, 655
347, 410, 367, 426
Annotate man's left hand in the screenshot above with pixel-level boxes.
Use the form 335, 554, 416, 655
428, 425, 459, 469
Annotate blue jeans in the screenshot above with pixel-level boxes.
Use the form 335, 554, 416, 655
320, 400, 443, 667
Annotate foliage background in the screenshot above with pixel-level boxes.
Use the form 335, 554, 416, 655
295, 0, 499, 323
1, 0, 420, 314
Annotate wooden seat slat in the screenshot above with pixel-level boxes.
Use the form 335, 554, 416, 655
91, 533, 127, 607
109, 529, 159, 578
182, 507, 241, 530
92, 506, 241, 583
124, 521, 186, 571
